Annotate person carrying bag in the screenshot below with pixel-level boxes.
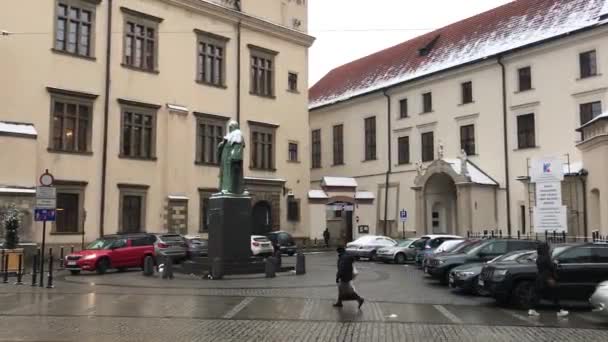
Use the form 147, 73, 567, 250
333, 247, 364, 309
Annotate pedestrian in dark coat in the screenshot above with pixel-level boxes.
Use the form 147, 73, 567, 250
528, 242, 568, 317
323, 228, 330, 248
333, 247, 364, 309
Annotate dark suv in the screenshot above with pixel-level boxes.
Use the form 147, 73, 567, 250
266, 231, 297, 256
425, 239, 538, 284
480, 243, 608, 308
65, 233, 156, 275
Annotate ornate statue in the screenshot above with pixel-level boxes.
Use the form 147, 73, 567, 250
415, 160, 424, 176
217, 120, 246, 195
438, 140, 445, 160
459, 149, 470, 178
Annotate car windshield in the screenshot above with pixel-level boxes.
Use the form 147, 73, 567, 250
464, 241, 487, 255
551, 245, 572, 258
352, 236, 375, 245
160, 235, 183, 242
254, 237, 270, 242
278, 233, 293, 243
397, 240, 413, 247
189, 238, 207, 245
442, 240, 465, 252
86, 239, 115, 250
411, 238, 428, 248
493, 250, 533, 262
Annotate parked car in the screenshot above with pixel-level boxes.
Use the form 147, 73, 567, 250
152, 233, 188, 261
377, 239, 416, 264
183, 235, 208, 258
421, 239, 482, 269
449, 249, 536, 294
64, 233, 156, 275
251, 235, 274, 257
590, 281, 608, 317
266, 231, 297, 256
480, 243, 608, 308
425, 239, 538, 284
415, 237, 464, 267
346, 235, 397, 261
405, 235, 462, 263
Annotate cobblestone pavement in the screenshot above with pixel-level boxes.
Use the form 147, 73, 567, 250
0, 252, 605, 341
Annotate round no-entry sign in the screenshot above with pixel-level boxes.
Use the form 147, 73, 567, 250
39, 170, 54, 186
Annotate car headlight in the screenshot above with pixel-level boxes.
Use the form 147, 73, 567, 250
83, 254, 97, 260
437, 260, 445, 265
455, 271, 475, 278
492, 269, 509, 280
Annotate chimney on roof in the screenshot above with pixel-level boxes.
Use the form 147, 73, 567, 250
418, 35, 441, 57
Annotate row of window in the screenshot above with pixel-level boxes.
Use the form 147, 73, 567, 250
50, 89, 292, 170
54, 1, 298, 97
311, 100, 603, 168
397, 49, 599, 119
54, 185, 301, 234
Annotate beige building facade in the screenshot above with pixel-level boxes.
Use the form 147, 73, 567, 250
0, 0, 314, 245
309, 0, 608, 241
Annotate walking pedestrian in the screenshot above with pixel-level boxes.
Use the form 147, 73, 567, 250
528, 242, 568, 317
333, 247, 364, 309
323, 228, 330, 248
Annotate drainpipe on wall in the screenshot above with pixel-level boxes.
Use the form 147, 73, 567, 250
383, 90, 392, 236
580, 169, 589, 241
236, 20, 242, 124
497, 56, 512, 236
99, 0, 113, 238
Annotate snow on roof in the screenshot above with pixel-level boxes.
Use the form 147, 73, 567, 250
355, 191, 375, 200
166, 104, 189, 114
444, 159, 498, 186
563, 161, 584, 175
0, 187, 36, 194
0, 121, 37, 137
322, 177, 358, 188
244, 176, 286, 183
577, 112, 608, 130
168, 195, 189, 200
310, 0, 607, 109
308, 190, 329, 199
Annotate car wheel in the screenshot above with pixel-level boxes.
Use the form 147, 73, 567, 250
69, 270, 80, 275
96, 258, 110, 275
395, 253, 407, 264
511, 281, 536, 309
288, 252, 295, 257
117, 267, 127, 272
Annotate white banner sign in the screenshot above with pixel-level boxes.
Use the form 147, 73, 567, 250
535, 182, 562, 208
533, 206, 567, 233
531, 157, 564, 183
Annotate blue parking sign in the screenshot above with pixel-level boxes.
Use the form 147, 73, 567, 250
35, 209, 56, 222
399, 209, 407, 222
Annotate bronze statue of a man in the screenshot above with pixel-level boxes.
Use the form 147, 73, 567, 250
217, 120, 245, 195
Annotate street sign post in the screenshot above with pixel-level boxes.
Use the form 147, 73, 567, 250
35, 170, 55, 288
399, 209, 408, 239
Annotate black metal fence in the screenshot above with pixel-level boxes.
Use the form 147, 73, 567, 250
466, 229, 608, 244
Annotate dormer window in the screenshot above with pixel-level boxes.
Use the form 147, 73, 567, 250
418, 35, 440, 57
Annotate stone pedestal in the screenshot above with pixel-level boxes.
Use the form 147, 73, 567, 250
208, 195, 252, 267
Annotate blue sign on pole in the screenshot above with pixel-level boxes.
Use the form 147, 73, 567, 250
399, 209, 408, 222
34, 209, 56, 222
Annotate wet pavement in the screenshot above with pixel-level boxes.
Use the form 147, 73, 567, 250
0, 252, 606, 341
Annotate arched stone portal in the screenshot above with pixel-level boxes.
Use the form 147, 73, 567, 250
425, 173, 457, 234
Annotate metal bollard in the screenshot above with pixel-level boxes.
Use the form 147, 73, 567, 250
143, 255, 155, 276
265, 256, 276, 278
31, 253, 38, 286
2, 252, 9, 284
274, 250, 282, 269
296, 252, 306, 275
211, 257, 223, 280
46, 250, 54, 289
162, 255, 174, 280
59, 246, 64, 268
15, 254, 24, 285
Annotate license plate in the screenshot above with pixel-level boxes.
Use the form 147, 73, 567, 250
67, 261, 76, 266
478, 279, 484, 286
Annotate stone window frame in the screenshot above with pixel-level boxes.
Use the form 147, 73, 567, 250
421, 92, 433, 113
118, 184, 148, 233
287, 72, 299, 93
399, 98, 408, 119
460, 81, 473, 104
249, 44, 278, 98
51, 180, 87, 235
198, 188, 217, 233
194, 112, 230, 166
47, 87, 98, 155
121, 7, 163, 74
195, 29, 229, 88
421, 131, 434, 162
288, 141, 299, 163
167, 197, 188, 234
364, 116, 377, 161
332, 124, 344, 166
516, 113, 536, 149
579, 101, 603, 126
579, 49, 598, 79
517, 66, 532, 92
287, 197, 300, 222
53, 0, 100, 60
248, 120, 278, 171
397, 135, 410, 165
460, 124, 476, 156
311, 128, 321, 168
118, 99, 160, 161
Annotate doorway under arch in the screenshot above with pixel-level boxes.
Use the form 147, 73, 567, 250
252, 201, 272, 235
424, 173, 457, 234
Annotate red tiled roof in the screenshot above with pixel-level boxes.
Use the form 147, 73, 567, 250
309, 0, 607, 109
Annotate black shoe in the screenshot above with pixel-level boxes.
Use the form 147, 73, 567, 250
333, 302, 343, 307
358, 298, 364, 309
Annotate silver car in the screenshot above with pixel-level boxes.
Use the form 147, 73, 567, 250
590, 281, 608, 317
377, 239, 416, 264
152, 233, 187, 261
346, 235, 397, 260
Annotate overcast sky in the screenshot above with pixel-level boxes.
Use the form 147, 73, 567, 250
308, 0, 513, 86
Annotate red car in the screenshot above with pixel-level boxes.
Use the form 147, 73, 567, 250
65, 234, 156, 275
